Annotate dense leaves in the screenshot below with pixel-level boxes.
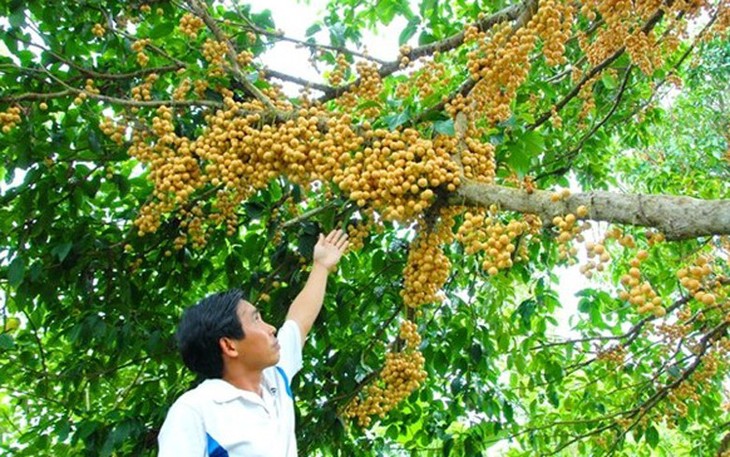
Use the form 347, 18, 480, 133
1, 1, 729, 456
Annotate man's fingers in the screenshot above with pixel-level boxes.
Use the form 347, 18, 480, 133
339, 240, 350, 252
325, 229, 343, 243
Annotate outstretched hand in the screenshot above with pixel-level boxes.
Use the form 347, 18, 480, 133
313, 229, 349, 271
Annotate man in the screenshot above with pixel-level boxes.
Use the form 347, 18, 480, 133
158, 229, 349, 456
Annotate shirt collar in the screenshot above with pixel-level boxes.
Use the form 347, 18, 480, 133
201, 378, 264, 404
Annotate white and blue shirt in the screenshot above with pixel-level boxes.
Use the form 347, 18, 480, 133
158, 320, 303, 457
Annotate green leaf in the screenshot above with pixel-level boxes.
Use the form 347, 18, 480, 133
149, 22, 175, 39
385, 111, 410, 130
8, 257, 25, 287
442, 435, 454, 456
645, 425, 659, 448
8, 9, 25, 28
418, 31, 437, 45
305, 24, 322, 37
433, 119, 455, 136
398, 20, 418, 45
0, 334, 14, 350
375, 0, 397, 24
51, 242, 73, 261
602, 72, 618, 89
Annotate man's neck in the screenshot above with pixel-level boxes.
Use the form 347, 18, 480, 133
223, 369, 264, 396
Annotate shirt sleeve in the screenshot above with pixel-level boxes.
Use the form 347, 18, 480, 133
158, 401, 206, 457
276, 320, 303, 379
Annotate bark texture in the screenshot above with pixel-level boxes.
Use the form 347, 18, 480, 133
454, 180, 730, 240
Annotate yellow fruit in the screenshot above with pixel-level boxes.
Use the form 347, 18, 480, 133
4, 317, 20, 332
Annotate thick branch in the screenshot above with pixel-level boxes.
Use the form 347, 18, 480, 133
453, 181, 730, 240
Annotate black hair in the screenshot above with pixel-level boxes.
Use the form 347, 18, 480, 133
176, 289, 246, 379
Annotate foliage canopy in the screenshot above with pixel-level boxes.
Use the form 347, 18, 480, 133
1, 0, 729, 455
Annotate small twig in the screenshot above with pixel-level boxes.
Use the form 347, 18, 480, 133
535, 65, 634, 182
280, 203, 338, 229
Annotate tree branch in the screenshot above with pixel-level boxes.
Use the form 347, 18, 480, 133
262, 68, 335, 95
453, 182, 730, 240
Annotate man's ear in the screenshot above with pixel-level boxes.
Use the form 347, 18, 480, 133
219, 337, 240, 358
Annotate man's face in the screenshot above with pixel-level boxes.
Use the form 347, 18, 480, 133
234, 300, 280, 370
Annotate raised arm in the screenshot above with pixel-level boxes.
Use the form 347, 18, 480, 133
285, 229, 348, 344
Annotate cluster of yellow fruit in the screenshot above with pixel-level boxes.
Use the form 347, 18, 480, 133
579, 240, 611, 279
0, 106, 21, 133
549, 106, 563, 128
656, 321, 692, 342
336, 60, 383, 117
346, 217, 375, 252
625, 30, 661, 75
335, 128, 460, 222
172, 77, 192, 101
465, 0, 576, 124
401, 53, 448, 100
99, 117, 126, 145
208, 189, 241, 236
328, 53, 349, 87
550, 200, 589, 261
398, 45, 412, 69
202, 39, 228, 78
577, 74, 599, 121
596, 344, 626, 365
179, 13, 204, 38
533, 0, 574, 66
465, 21, 530, 124
577, 0, 709, 81
139, 4, 152, 14
618, 249, 665, 316
124, 95, 326, 242
72, 79, 100, 106
456, 209, 529, 276
646, 230, 666, 246
461, 135, 496, 183
92, 23, 106, 38
344, 320, 426, 427
131, 73, 159, 102
668, 352, 720, 417
131, 39, 151, 67
236, 50, 254, 67
602, 226, 637, 249
678, 256, 719, 306
193, 79, 209, 98
401, 212, 455, 307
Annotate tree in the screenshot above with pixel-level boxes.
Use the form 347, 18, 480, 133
1, 0, 729, 455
